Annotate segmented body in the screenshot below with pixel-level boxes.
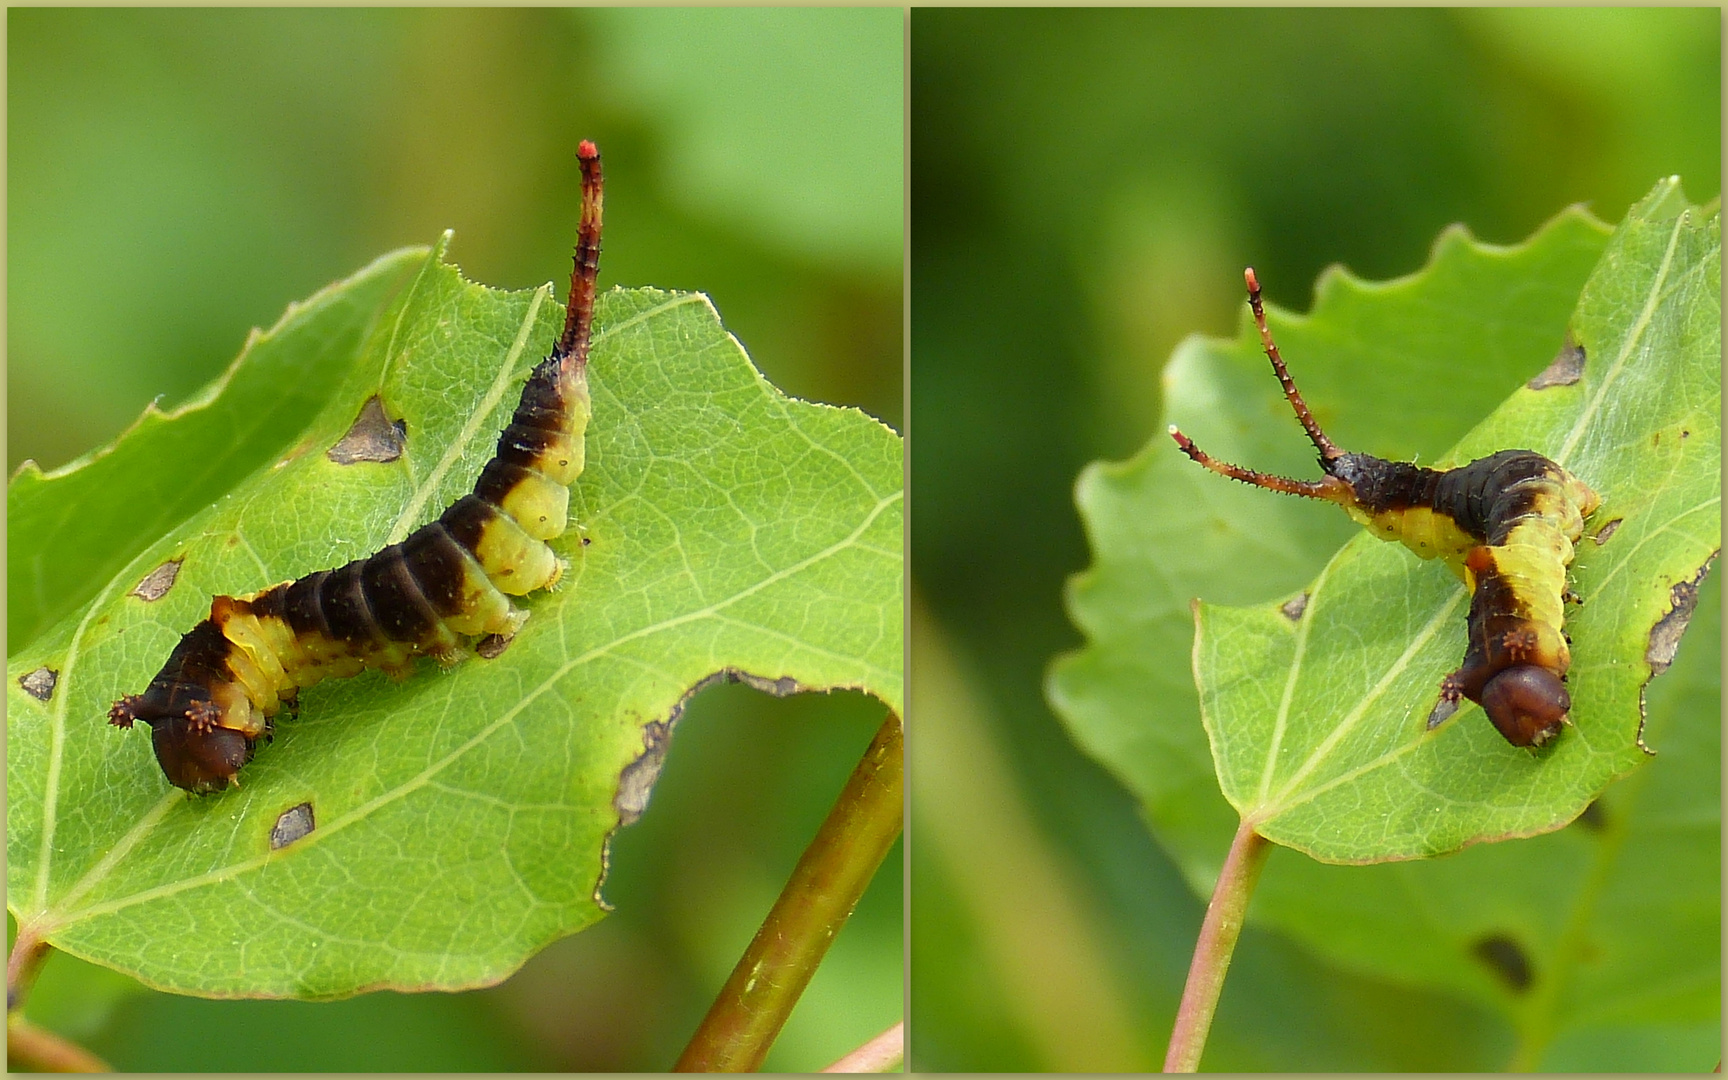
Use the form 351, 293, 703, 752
109, 142, 605, 792
1170, 269, 1600, 748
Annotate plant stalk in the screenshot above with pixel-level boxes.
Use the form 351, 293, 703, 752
822, 1021, 904, 1073
7, 1015, 110, 1072
674, 712, 903, 1072
6, 930, 52, 1013
1163, 818, 1271, 1072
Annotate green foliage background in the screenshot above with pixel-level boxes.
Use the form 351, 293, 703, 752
910, 8, 1718, 1072
8, 8, 901, 1071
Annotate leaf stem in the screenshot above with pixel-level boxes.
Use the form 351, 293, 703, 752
1163, 819, 1271, 1072
6, 929, 52, 1013
6, 1014, 110, 1072
822, 1021, 904, 1073
674, 712, 903, 1072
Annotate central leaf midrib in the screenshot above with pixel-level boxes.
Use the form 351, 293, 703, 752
49, 488, 902, 927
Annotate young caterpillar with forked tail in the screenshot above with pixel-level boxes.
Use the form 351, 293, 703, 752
1170, 269, 1601, 748
109, 141, 606, 793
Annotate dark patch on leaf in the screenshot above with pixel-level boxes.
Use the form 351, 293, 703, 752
269, 802, 316, 849
1572, 799, 1607, 832
1646, 559, 1713, 675
131, 558, 183, 602
1280, 593, 1309, 621
1590, 518, 1622, 545
326, 395, 407, 464
475, 632, 514, 660
18, 667, 58, 702
614, 720, 676, 830
1472, 934, 1533, 992
1527, 339, 1586, 389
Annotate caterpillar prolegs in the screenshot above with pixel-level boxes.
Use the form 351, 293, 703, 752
109, 142, 605, 793
1170, 269, 1601, 749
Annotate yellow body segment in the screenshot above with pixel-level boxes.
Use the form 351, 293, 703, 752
472, 512, 560, 595
1348, 503, 1480, 577
499, 472, 571, 541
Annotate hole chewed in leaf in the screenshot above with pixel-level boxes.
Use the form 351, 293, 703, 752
131, 558, 183, 602
18, 667, 58, 702
326, 395, 407, 464
595, 669, 815, 908
269, 802, 316, 849
609, 669, 809, 829
1472, 934, 1534, 992
1526, 338, 1586, 389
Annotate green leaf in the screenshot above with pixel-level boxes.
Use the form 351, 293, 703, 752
7, 248, 427, 654
1051, 186, 1718, 1063
1199, 180, 1717, 861
1051, 204, 1617, 883
7, 236, 903, 999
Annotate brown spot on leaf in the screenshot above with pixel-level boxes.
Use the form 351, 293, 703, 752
1280, 593, 1309, 621
1590, 518, 1622, 546
327, 396, 407, 464
614, 720, 675, 830
1646, 560, 1714, 676
269, 802, 316, 849
1472, 934, 1533, 992
475, 633, 514, 660
1527, 339, 1585, 389
131, 559, 183, 601
18, 667, 58, 702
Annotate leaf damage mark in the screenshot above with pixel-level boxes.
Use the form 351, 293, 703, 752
130, 558, 184, 602
475, 632, 514, 660
1635, 554, 1716, 757
1645, 561, 1712, 675
1590, 518, 1622, 546
1472, 933, 1533, 992
18, 667, 58, 702
327, 395, 407, 464
615, 721, 675, 831
1527, 339, 1586, 389
595, 668, 818, 908
1280, 593, 1309, 622
269, 802, 316, 849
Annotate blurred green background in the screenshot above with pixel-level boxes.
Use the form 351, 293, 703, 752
8, 7, 901, 1071
910, 7, 1717, 1072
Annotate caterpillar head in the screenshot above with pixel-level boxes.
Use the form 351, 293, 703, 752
110, 692, 251, 794
1478, 665, 1570, 748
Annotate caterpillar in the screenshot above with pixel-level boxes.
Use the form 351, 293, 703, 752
109, 141, 605, 793
1169, 269, 1601, 748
